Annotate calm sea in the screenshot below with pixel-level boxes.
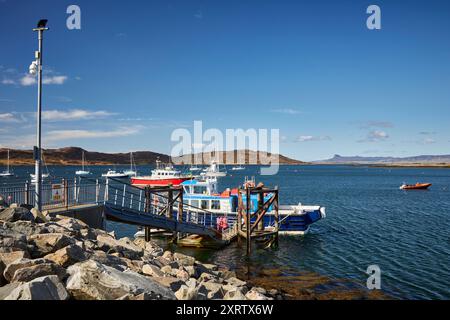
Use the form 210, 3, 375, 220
1, 164, 449, 299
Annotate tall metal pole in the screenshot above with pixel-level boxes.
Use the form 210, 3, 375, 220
33, 20, 48, 211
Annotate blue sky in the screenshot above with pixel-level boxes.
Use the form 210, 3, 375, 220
0, 0, 449, 161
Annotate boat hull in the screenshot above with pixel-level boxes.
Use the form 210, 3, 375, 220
131, 177, 191, 187
400, 183, 432, 190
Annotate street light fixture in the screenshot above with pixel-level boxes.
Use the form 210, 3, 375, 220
32, 19, 49, 211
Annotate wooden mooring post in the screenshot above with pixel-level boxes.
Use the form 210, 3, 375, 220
237, 183, 279, 255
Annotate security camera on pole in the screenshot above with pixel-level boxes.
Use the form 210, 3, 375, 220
31, 19, 49, 211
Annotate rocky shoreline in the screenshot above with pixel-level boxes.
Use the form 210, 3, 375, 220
0, 200, 279, 300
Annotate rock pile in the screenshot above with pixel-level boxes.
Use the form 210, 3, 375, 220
0, 204, 276, 300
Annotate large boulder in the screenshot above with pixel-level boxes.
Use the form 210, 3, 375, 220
0, 207, 34, 223
0, 224, 28, 252
142, 264, 164, 278
66, 260, 176, 300
3, 275, 69, 300
96, 235, 143, 260
0, 283, 21, 299
89, 250, 128, 271
3, 220, 49, 237
173, 252, 195, 267
245, 289, 270, 300
0, 251, 30, 266
3, 258, 49, 282
28, 233, 75, 258
133, 238, 163, 257
44, 244, 87, 268
30, 208, 48, 223
175, 285, 197, 300
197, 281, 225, 299
151, 276, 185, 292
10, 262, 68, 283
223, 287, 247, 300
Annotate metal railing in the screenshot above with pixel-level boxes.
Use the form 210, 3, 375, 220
0, 178, 105, 210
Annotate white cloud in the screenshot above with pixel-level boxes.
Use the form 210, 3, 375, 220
42, 109, 117, 121
43, 76, 68, 85
0, 113, 20, 122
45, 127, 142, 141
20, 75, 37, 86
358, 130, 389, 143
295, 135, 331, 142
271, 108, 301, 115
1, 79, 15, 85
19, 75, 67, 86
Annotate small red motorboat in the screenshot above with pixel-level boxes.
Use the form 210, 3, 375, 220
400, 183, 432, 190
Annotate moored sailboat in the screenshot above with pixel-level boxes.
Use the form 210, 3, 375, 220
0, 149, 14, 177
75, 151, 91, 176
123, 152, 137, 177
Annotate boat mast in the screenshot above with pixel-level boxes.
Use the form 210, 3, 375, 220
7, 149, 10, 173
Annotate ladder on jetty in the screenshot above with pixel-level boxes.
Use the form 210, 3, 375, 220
89, 177, 238, 245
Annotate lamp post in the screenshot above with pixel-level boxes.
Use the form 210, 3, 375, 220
32, 19, 49, 211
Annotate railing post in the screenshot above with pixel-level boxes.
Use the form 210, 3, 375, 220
177, 189, 183, 241
74, 178, 77, 204
24, 182, 30, 205
167, 189, 173, 219
95, 179, 99, 204
122, 184, 126, 207
246, 187, 251, 255
63, 179, 68, 209
104, 178, 109, 204
274, 186, 279, 246
130, 194, 133, 209
138, 190, 142, 211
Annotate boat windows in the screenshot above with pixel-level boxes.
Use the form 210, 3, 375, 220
201, 200, 208, 210
190, 200, 199, 208
211, 200, 220, 210
193, 186, 207, 194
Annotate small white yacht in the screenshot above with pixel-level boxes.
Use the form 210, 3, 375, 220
102, 170, 128, 178
200, 161, 227, 177
123, 152, 137, 177
230, 165, 246, 171
75, 151, 91, 176
0, 149, 14, 177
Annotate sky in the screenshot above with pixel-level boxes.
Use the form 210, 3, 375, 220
0, 0, 450, 161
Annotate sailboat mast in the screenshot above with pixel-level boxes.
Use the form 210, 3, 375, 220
7, 149, 10, 172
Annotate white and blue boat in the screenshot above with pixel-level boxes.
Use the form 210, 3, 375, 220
180, 177, 326, 235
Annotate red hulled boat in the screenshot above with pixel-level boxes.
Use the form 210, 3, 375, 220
400, 183, 432, 190
131, 160, 192, 187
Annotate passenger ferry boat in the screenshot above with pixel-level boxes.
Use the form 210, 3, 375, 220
180, 177, 326, 235
131, 160, 192, 187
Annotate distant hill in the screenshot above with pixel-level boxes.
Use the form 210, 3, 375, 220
0, 147, 170, 166
173, 149, 305, 165
317, 154, 450, 166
